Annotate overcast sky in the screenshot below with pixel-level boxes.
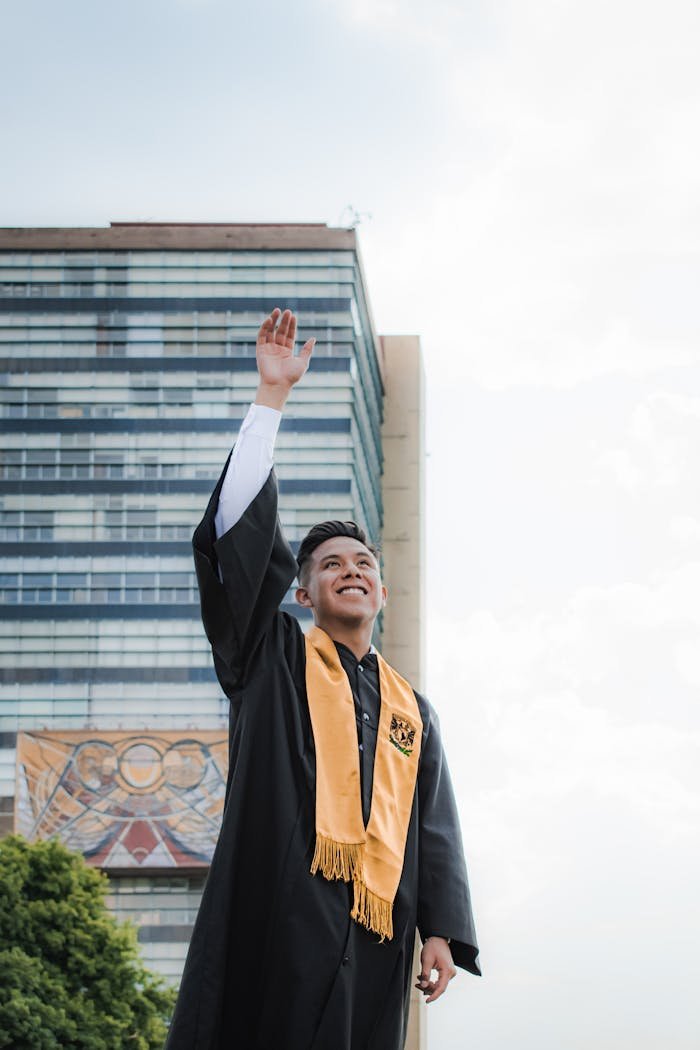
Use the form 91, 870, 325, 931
3, 1, 699, 1046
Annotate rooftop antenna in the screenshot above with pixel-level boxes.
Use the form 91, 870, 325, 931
337, 205, 372, 229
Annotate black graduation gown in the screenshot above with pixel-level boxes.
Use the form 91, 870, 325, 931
165, 457, 480, 1050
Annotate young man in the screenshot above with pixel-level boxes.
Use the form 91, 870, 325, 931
165, 309, 479, 1050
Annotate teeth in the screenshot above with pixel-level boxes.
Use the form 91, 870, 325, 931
339, 587, 365, 594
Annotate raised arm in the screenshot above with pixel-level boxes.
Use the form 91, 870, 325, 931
213, 308, 316, 539
192, 308, 315, 689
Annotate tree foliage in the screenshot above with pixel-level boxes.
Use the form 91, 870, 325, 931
0, 835, 176, 1050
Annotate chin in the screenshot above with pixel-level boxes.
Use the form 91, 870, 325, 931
335, 605, 377, 627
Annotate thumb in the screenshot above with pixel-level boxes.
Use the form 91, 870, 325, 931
298, 338, 315, 364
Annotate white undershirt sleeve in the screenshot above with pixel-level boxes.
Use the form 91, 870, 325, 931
214, 402, 282, 540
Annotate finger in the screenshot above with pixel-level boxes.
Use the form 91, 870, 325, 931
264, 307, 281, 334
257, 308, 280, 346
285, 313, 297, 349
298, 338, 315, 363
275, 309, 293, 344
425, 966, 456, 1004
415, 972, 436, 995
416, 980, 437, 997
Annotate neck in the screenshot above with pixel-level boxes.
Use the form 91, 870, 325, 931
315, 617, 374, 662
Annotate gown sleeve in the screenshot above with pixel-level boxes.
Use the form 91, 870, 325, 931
192, 453, 298, 691
416, 701, 481, 975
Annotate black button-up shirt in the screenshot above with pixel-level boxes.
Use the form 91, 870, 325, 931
334, 642, 380, 827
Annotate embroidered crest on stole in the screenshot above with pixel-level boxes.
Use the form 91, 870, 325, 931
389, 714, 417, 757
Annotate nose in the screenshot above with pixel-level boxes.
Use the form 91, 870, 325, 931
342, 563, 362, 578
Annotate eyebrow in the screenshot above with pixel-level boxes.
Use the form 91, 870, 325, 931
319, 550, 373, 564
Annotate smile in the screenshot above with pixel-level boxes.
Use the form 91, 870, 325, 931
337, 586, 367, 595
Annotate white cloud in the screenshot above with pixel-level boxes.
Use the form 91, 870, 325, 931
426, 564, 700, 1045
361, 0, 700, 389
674, 639, 700, 687
427, 555, 700, 903
669, 515, 700, 542
597, 392, 700, 492
430, 561, 700, 736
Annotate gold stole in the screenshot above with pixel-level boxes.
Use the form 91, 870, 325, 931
304, 626, 423, 940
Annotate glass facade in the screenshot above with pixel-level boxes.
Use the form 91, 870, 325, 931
0, 228, 384, 980
105, 874, 208, 982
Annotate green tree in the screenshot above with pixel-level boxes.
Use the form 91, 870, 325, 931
0, 835, 176, 1050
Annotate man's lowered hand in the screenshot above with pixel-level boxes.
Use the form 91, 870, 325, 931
415, 937, 456, 1004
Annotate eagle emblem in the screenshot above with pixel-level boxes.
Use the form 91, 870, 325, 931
389, 714, 416, 757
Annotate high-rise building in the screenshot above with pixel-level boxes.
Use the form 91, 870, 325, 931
0, 223, 425, 1047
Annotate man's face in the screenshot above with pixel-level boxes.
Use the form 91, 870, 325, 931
295, 536, 387, 628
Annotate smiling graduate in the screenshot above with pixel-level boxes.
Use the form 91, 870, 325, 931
164, 309, 480, 1050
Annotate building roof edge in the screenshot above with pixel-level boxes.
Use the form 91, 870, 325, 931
0, 223, 358, 251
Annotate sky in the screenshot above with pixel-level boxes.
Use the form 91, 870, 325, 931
3, 0, 700, 1046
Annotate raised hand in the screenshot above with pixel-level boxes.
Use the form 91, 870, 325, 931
255, 308, 315, 403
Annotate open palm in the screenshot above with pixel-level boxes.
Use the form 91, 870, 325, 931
256, 308, 315, 388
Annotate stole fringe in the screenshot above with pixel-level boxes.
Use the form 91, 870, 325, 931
351, 879, 393, 942
310, 834, 363, 882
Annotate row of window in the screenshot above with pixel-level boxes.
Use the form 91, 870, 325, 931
2, 405, 241, 419
0, 526, 192, 541
0, 316, 353, 330
1, 464, 212, 481
1, 405, 355, 421
0, 250, 355, 269
0, 572, 191, 585
0, 268, 356, 282
0, 339, 260, 350
3, 388, 234, 402
0, 696, 227, 713
0, 262, 356, 277
1, 587, 196, 604
0, 322, 356, 340
0, 714, 227, 738
0, 281, 355, 298
2, 391, 350, 408
1, 462, 349, 482
2, 492, 353, 518
2, 345, 251, 358
3, 657, 211, 671
4, 510, 187, 524
1, 438, 351, 459
0, 684, 227, 701
3, 377, 350, 397
2, 619, 204, 636
0, 335, 358, 358
2, 647, 210, 661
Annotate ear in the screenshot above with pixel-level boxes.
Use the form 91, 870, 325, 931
381, 584, 388, 607
295, 586, 314, 608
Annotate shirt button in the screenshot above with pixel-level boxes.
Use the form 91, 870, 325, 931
343, 956, 350, 965
363, 712, 370, 722
358, 664, 364, 672
359, 743, 364, 751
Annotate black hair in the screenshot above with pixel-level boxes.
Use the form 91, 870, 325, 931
296, 520, 380, 583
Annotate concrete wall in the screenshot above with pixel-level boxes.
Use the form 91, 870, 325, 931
380, 334, 427, 1050
379, 334, 426, 692
0, 222, 357, 251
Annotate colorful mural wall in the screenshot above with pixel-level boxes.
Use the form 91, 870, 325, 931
15, 730, 228, 868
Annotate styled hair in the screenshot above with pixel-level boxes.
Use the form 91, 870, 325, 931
296, 520, 380, 583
